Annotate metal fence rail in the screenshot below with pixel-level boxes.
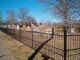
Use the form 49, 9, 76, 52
0, 27, 80, 60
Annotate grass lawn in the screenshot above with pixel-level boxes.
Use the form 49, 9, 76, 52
0, 31, 41, 60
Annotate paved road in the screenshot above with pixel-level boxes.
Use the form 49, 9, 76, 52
0, 39, 15, 60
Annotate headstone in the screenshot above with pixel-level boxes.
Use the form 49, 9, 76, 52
71, 28, 75, 33
26, 26, 31, 31
16, 25, 19, 31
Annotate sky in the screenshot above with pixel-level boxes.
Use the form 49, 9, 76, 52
0, 0, 55, 22
0, 0, 79, 23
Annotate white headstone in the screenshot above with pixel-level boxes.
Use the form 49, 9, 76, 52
71, 28, 75, 33
45, 27, 52, 34
26, 26, 31, 31
16, 25, 19, 30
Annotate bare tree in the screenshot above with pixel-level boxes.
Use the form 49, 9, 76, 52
18, 8, 29, 25
39, 0, 80, 27
7, 10, 16, 25
26, 16, 37, 26
0, 11, 3, 26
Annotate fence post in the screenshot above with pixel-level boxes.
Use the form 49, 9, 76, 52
28, 28, 54, 60
32, 28, 33, 47
19, 23, 23, 42
19, 27, 21, 41
64, 27, 67, 60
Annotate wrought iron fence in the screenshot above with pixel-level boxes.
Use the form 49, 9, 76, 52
0, 27, 80, 60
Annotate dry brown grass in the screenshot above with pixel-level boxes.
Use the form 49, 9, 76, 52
1, 29, 80, 60
0, 31, 41, 60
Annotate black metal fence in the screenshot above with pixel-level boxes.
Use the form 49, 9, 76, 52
0, 27, 80, 60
